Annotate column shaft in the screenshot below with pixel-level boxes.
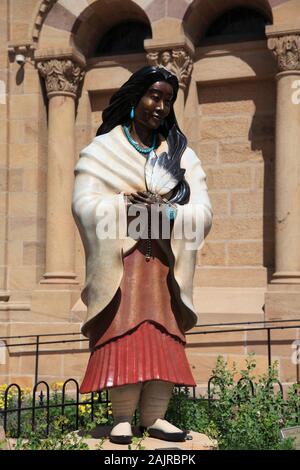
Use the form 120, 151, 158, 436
273, 71, 300, 282
42, 95, 76, 282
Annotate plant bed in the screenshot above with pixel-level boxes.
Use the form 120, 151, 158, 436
1, 355, 299, 450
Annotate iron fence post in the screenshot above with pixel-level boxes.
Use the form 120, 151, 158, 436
267, 328, 271, 368
34, 335, 40, 386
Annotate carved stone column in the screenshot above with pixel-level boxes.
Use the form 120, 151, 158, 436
145, 40, 194, 130
265, 26, 300, 319
36, 50, 86, 285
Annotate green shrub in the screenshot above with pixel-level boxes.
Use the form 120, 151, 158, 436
14, 416, 90, 450
166, 355, 300, 450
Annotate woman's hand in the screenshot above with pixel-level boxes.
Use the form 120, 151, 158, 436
125, 192, 175, 238
127, 191, 165, 206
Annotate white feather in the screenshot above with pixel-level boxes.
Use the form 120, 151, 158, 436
145, 151, 180, 195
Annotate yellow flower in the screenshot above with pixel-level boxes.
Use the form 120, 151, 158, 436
51, 382, 64, 392
21, 387, 31, 399
79, 404, 92, 414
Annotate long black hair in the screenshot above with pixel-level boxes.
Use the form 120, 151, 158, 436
96, 66, 190, 205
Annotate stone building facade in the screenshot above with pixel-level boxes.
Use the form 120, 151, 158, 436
0, 0, 300, 391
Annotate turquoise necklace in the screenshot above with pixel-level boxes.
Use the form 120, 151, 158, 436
122, 124, 157, 155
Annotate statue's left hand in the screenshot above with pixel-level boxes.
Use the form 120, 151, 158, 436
127, 191, 164, 205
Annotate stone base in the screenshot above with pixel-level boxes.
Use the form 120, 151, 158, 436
79, 426, 217, 450
89, 431, 217, 451
194, 286, 265, 326
265, 285, 300, 321
5, 427, 216, 451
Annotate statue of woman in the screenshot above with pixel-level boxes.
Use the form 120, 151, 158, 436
72, 66, 213, 444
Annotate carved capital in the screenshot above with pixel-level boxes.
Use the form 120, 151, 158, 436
37, 59, 85, 98
268, 34, 300, 72
147, 48, 193, 89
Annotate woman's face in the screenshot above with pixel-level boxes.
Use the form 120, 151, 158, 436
134, 81, 174, 130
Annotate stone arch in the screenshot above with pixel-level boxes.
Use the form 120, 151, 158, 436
72, 1, 152, 57
32, 0, 57, 43
33, 0, 152, 54
183, 0, 273, 46
30, 0, 293, 49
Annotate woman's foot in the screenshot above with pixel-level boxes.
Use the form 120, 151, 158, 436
109, 422, 133, 445
141, 418, 188, 442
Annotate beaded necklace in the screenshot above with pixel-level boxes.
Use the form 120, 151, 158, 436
122, 124, 157, 154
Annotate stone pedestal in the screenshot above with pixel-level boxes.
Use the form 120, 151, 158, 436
79, 427, 217, 451
265, 284, 300, 320
5, 429, 217, 451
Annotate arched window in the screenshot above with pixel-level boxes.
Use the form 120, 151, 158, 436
95, 21, 152, 56
202, 7, 271, 46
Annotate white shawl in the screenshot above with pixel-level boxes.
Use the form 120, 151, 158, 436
72, 125, 213, 337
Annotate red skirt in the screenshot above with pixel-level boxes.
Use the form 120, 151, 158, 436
80, 240, 196, 393
80, 321, 195, 392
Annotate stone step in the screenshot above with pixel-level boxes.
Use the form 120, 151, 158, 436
194, 267, 268, 287
193, 286, 265, 329
195, 313, 264, 328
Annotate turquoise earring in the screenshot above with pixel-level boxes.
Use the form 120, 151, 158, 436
130, 105, 135, 120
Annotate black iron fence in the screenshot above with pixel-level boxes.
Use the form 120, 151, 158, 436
1, 379, 111, 437
1, 374, 299, 438
1, 319, 300, 438
0, 379, 197, 438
